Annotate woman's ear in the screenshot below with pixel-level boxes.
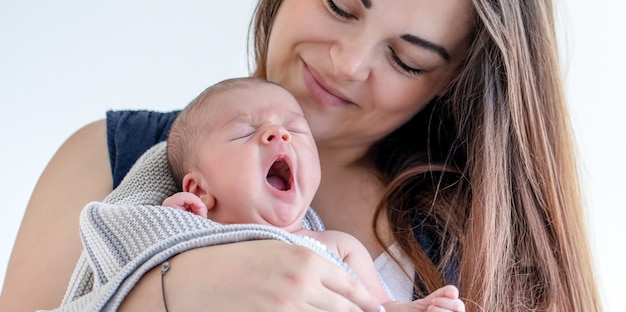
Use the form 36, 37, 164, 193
182, 172, 216, 210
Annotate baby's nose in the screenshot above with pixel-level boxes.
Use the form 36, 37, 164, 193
262, 125, 291, 144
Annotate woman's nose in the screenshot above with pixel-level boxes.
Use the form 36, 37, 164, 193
261, 125, 291, 144
330, 35, 372, 81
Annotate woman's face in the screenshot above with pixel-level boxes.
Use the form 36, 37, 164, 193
266, 0, 473, 154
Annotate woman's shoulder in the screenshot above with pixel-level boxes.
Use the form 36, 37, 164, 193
106, 109, 181, 188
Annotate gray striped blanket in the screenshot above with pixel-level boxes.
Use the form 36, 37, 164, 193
43, 142, 357, 311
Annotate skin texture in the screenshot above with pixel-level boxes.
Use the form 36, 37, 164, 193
0, 1, 474, 311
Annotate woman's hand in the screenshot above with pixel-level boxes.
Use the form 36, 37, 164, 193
120, 240, 382, 312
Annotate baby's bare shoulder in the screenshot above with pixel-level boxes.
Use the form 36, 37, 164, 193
297, 229, 365, 261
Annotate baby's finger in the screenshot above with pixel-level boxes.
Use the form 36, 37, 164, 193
430, 285, 460, 299
430, 297, 465, 312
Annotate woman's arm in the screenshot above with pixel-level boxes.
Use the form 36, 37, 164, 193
119, 240, 381, 312
0, 120, 113, 311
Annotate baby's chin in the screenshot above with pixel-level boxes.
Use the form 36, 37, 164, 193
263, 210, 306, 232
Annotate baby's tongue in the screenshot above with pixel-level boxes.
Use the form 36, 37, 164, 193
267, 176, 287, 191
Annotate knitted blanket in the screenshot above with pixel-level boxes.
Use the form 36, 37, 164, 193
43, 142, 357, 312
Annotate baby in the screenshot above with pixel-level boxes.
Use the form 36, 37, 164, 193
163, 77, 464, 312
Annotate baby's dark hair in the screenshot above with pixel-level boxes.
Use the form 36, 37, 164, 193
167, 77, 272, 187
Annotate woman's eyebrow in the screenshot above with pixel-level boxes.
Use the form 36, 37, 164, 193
401, 34, 451, 62
364, 1, 450, 62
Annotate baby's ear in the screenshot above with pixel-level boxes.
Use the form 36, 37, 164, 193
182, 172, 216, 210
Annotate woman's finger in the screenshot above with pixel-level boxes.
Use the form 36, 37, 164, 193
307, 282, 372, 312
318, 262, 381, 312
281, 244, 380, 311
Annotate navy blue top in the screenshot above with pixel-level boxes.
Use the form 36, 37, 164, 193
105, 109, 455, 296
106, 110, 180, 188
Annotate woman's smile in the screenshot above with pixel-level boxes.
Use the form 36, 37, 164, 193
303, 60, 354, 108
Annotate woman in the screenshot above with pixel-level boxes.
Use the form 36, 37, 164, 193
0, 0, 601, 311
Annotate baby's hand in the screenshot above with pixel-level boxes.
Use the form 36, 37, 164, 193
162, 192, 208, 218
416, 285, 465, 311
383, 285, 464, 312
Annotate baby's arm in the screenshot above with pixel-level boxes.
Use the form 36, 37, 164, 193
162, 192, 208, 218
313, 231, 464, 312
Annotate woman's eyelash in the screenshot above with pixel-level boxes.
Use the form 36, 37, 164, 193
389, 47, 423, 76
326, 0, 355, 19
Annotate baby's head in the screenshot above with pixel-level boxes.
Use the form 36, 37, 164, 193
167, 77, 320, 231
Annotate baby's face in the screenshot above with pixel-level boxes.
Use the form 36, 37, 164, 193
194, 83, 320, 231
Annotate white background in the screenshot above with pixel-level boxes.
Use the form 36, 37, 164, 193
1, 1, 624, 310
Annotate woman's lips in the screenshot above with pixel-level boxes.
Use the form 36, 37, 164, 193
303, 62, 352, 107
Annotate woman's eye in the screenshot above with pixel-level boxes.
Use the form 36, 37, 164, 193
389, 47, 423, 76
325, 0, 355, 20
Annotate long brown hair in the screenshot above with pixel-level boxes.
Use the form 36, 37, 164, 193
249, 0, 601, 311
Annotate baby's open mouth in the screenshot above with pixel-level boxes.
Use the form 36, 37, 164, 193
266, 159, 291, 191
